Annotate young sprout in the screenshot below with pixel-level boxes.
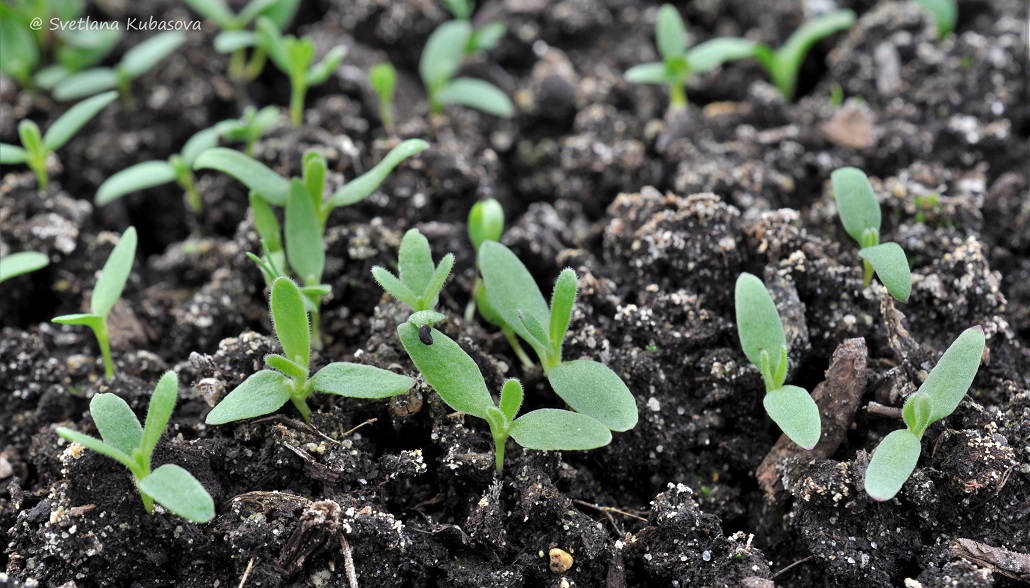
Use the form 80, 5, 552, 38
865, 326, 986, 501
0, 251, 49, 283
0, 91, 117, 192
372, 228, 455, 312
398, 311, 612, 472
54, 32, 186, 105
479, 242, 638, 432
624, 4, 756, 110
369, 63, 397, 134
734, 273, 821, 450
419, 17, 513, 117
96, 126, 222, 214
215, 105, 281, 156
753, 10, 856, 101
832, 167, 912, 302
912, 0, 957, 40
256, 18, 346, 126
56, 371, 215, 523
52, 226, 137, 380
185, 0, 299, 81
206, 277, 414, 424
464, 198, 504, 322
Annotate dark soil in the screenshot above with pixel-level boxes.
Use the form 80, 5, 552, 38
2, 0, 1028, 586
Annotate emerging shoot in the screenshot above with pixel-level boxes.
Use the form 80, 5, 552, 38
369, 62, 397, 134
372, 228, 455, 312
419, 15, 512, 117
753, 10, 856, 101
257, 18, 346, 126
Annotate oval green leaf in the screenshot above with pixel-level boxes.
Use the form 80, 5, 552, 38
91, 226, 137, 317
419, 20, 471, 88
734, 273, 788, 378
763, 385, 821, 450
859, 243, 911, 302
270, 277, 310, 368
687, 38, 756, 74
436, 78, 513, 117
96, 161, 177, 205
43, 91, 118, 151
624, 62, 672, 85
918, 326, 985, 425
193, 148, 289, 205
53, 68, 119, 101
397, 323, 493, 419
547, 360, 638, 432
90, 393, 143, 456
329, 139, 429, 208
284, 180, 324, 286
0, 251, 49, 283
120, 31, 186, 79
510, 409, 612, 450
311, 362, 414, 398
205, 369, 292, 424
831, 166, 881, 243
655, 4, 687, 59
479, 241, 551, 355
141, 371, 178, 457
139, 464, 215, 523
864, 429, 922, 501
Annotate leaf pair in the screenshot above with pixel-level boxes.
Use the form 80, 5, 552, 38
419, 20, 513, 117
734, 273, 821, 450
864, 326, 985, 501
372, 229, 455, 312
398, 313, 611, 472
53, 226, 137, 379
205, 277, 414, 424
55, 32, 186, 102
57, 371, 215, 523
832, 167, 912, 302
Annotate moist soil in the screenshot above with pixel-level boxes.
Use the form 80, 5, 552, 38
1, 0, 1029, 586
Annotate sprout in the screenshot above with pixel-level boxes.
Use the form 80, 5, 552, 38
54, 32, 186, 106
369, 63, 397, 134
734, 273, 821, 449
185, 0, 299, 81
419, 14, 512, 117
464, 198, 505, 322
912, 0, 957, 39
52, 226, 137, 379
0, 251, 49, 283
0, 91, 117, 192
205, 277, 414, 424
864, 326, 986, 501
215, 105, 281, 156
753, 10, 856, 101
372, 228, 455, 313
256, 18, 346, 126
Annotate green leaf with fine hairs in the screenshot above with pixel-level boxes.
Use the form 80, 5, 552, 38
302, 150, 326, 205
180, 127, 222, 165
0, 143, 28, 164
480, 241, 551, 355
407, 310, 446, 327
184, 0, 234, 26
0, 251, 48, 283
306, 46, 346, 85
90, 393, 143, 456
902, 392, 933, 437
120, 32, 186, 79
96, 161, 178, 205
419, 20, 471, 88
468, 199, 504, 252
864, 429, 921, 501
53, 68, 119, 101
138, 464, 215, 523
763, 385, 821, 450
91, 227, 137, 317
284, 180, 324, 286
548, 360, 638, 432
687, 38, 756, 74
436, 78, 513, 117
52, 313, 103, 328
214, 31, 258, 53
193, 148, 289, 205
624, 62, 672, 85
859, 243, 912, 302
832, 166, 881, 243
770, 10, 855, 100
371, 266, 418, 308
913, 0, 957, 38
311, 362, 414, 398
518, 310, 551, 351
655, 4, 687, 59
918, 326, 985, 424
264, 354, 308, 380
398, 323, 493, 419
328, 139, 430, 208
510, 409, 612, 450
734, 273, 788, 382
42, 91, 117, 151
398, 229, 435, 296
423, 253, 454, 311
250, 193, 282, 252
270, 277, 310, 368
498, 379, 524, 422
140, 371, 178, 458
205, 369, 292, 424
549, 269, 577, 354
369, 63, 396, 102
57, 427, 133, 468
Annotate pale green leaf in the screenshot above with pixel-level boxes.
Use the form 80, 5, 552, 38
864, 429, 921, 501
419, 20, 471, 88
0, 16, 39, 81
139, 464, 214, 523
913, 0, 957, 38
763, 385, 821, 449
193, 148, 289, 205
510, 409, 612, 450
687, 38, 756, 74
96, 161, 177, 205
859, 243, 911, 302
52, 313, 102, 327
284, 180, 324, 286
371, 266, 418, 308
0, 143, 28, 164
0, 251, 48, 283
205, 369, 292, 424
140, 371, 178, 458
214, 31, 258, 53
264, 354, 307, 380
918, 326, 985, 424
369, 63, 396, 102
624, 62, 671, 85
655, 4, 687, 59
184, 0, 234, 26
548, 360, 638, 432
832, 166, 881, 244
53, 68, 119, 101
398, 229, 434, 298
42, 91, 117, 151
180, 127, 222, 165
398, 323, 493, 419
328, 139, 429, 208
91, 227, 137, 317
57, 427, 133, 468
436, 78, 513, 117
311, 362, 414, 398
90, 393, 143, 456
306, 46, 345, 85
467, 198, 504, 252
734, 273, 788, 380
120, 31, 186, 79
773, 10, 855, 100
422, 253, 454, 311
548, 269, 577, 354
479, 241, 551, 355
270, 277, 310, 368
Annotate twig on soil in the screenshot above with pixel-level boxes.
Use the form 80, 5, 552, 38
573, 499, 648, 535
237, 557, 255, 588
341, 535, 359, 588
340, 418, 377, 439
771, 555, 814, 579
866, 401, 903, 419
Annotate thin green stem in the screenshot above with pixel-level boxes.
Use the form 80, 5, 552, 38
290, 76, 306, 127
177, 172, 203, 215
290, 394, 312, 423
503, 327, 534, 369
862, 260, 874, 287
28, 157, 48, 193
310, 307, 323, 351
244, 48, 267, 81
494, 433, 507, 472
668, 82, 687, 110
465, 277, 483, 322
95, 319, 115, 379
228, 49, 246, 81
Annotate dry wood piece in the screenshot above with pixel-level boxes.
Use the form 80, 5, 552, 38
757, 338, 867, 504
951, 538, 1030, 581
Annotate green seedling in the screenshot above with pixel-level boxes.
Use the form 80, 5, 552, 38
439, 0, 507, 54
185, 0, 299, 81
56, 371, 215, 523
54, 31, 186, 105
96, 126, 222, 214
257, 18, 346, 126
372, 228, 455, 312
753, 10, 856, 101
913, 0, 957, 39
52, 226, 137, 379
419, 18, 512, 117
0, 251, 49, 283
0, 91, 117, 192
369, 63, 397, 134
624, 4, 756, 110
206, 277, 414, 424
479, 242, 638, 432
832, 167, 912, 302
399, 311, 612, 472
464, 198, 504, 323
864, 326, 985, 501
734, 273, 821, 449
215, 105, 281, 156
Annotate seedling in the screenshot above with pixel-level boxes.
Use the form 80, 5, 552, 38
206, 277, 414, 424
0, 91, 117, 192
624, 4, 756, 110
52, 226, 137, 379
96, 126, 222, 214
54, 32, 186, 106
185, 0, 299, 81
0, 251, 49, 283
257, 18, 346, 126
419, 17, 512, 117
464, 198, 504, 322
831, 167, 912, 302
369, 63, 397, 134
479, 242, 638, 432
912, 0, 957, 39
753, 10, 856, 101
399, 311, 612, 472
372, 228, 455, 312
864, 326, 986, 500
734, 273, 821, 449
56, 371, 215, 523
215, 105, 281, 156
